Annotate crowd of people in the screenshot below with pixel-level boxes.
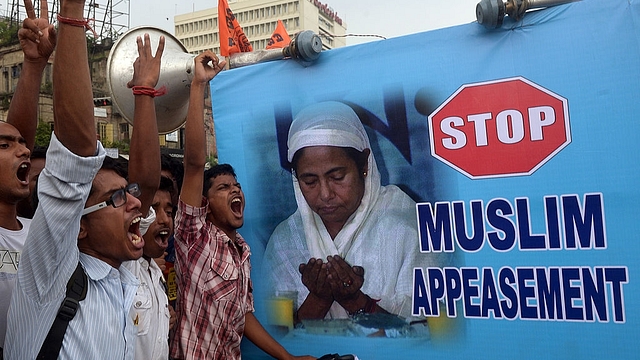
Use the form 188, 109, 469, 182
0, 0, 458, 359
0, 0, 315, 359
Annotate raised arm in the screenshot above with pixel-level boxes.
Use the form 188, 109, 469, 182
7, 0, 56, 151
180, 51, 225, 206
53, 0, 95, 156
127, 34, 164, 217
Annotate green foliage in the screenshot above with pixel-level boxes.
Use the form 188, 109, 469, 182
40, 81, 53, 95
35, 121, 52, 147
206, 155, 218, 169
0, 95, 10, 110
0, 20, 20, 47
104, 140, 130, 154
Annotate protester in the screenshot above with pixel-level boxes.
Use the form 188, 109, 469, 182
263, 101, 455, 327
169, 50, 315, 360
0, 0, 54, 354
125, 176, 176, 360
5, 0, 162, 357
16, 145, 47, 219
158, 153, 184, 293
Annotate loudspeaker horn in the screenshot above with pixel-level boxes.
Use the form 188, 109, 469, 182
107, 26, 194, 134
107, 26, 323, 133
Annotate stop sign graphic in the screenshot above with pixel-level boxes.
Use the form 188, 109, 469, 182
428, 77, 570, 179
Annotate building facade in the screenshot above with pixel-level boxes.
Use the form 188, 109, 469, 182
174, 0, 347, 55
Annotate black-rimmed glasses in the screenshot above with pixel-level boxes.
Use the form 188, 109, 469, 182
82, 183, 141, 215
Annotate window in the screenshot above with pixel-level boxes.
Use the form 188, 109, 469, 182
98, 123, 108, 142
3, 70, 8, 92
119, 123, 130, 140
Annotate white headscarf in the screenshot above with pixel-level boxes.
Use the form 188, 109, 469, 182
287, 101, 381, 258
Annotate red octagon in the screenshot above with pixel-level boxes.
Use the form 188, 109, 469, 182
428, 77, 570, 179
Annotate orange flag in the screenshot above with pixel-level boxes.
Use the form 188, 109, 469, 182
266, 20, 291, 50
218, 0, 253, 56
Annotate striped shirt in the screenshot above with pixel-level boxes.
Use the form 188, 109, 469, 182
170, 198, 253, 360
5, 134, 139, 359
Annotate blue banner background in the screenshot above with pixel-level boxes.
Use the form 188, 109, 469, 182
211, 0, 640, 358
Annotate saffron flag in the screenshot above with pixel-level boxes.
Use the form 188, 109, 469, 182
218, 0, 252, 56
266, 19, 291, 49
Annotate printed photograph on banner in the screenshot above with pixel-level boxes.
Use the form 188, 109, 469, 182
260, 98, 466, 342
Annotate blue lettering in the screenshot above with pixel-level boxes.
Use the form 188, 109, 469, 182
562, 193, 606, 249
462, 268, 481, 317
582, 267, 606, 322
517, 198, 547, 250
517, 268, 538, 319
412, 268, 431, 316
486, 198, 516, 251
428, 268, 446, 316
412, 266, 626, 323
444, 268, 462, 317
481, 267, 501, 318
605, 267, 628, 323
453, 201, 485, 252
562, 267, 583, 320
417, 202, 454, 252
499, 267, 518, 319
544, 196, 562, 249
536, 267, 563, 320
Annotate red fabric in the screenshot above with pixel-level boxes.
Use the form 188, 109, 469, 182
266, 19, 291, 49
218, 0, 253, 56
131, 85, 167, 98
169, 197, 254, 360
56, 14, 97, 37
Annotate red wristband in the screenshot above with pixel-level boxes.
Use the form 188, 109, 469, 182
57, 14, 97, 37
131, 85, 167, 98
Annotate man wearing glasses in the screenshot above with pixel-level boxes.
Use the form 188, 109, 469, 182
6, 0, 162, 358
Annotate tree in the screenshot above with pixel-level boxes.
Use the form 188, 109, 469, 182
35, 121, 52, 147
0, 20, 20, 47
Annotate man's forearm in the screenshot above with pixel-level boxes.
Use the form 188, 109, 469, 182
53, 0, 95, 156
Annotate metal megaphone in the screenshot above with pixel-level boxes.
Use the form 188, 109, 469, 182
108, 26, 323, 133
107, 26, 193, 134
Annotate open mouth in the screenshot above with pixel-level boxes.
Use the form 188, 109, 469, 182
128, 216, 144, 247
17, 162, 30, 184
155, 229, 170, 248
231, 197, 243, 217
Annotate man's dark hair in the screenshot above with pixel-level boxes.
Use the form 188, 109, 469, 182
203, 163, 236, 197
161, 153, 184, 193
88, 156, 129, 198
102, 156, 129, 179
31, 145, 47, 160
158, 175, 176, 201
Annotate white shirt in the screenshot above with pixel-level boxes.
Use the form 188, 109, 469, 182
6, 134, 139, 359
124, 257, 170, 360
0, 217, 30, 348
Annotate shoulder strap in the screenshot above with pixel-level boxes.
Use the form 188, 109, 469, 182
36, 262, 87, 360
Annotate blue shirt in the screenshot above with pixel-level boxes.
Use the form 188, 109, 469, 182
5, 134, 139, 359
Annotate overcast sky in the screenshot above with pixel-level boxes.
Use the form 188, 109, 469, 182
129, 0, 481, 46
